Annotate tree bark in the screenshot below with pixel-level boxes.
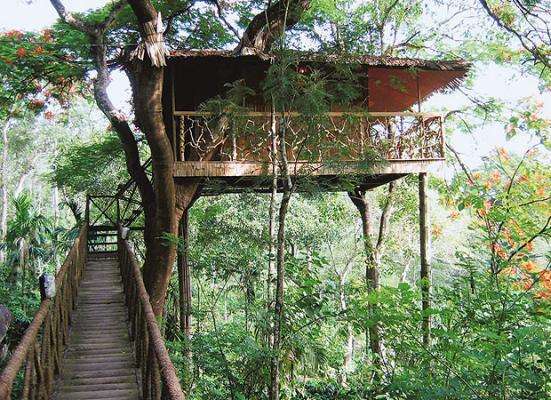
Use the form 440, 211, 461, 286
235, 0, 311, 54
419, 173, 431, 347
349, 190, 382, 362
269, 118, 292, 400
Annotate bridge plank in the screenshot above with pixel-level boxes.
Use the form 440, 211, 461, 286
53, 255, 140, 400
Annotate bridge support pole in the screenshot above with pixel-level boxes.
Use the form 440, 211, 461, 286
419, 173, 431, 347
177, 209, 192, 336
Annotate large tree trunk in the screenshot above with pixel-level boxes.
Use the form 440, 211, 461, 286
348, 190, 382, 364
129, 60, 179, 315
49, 0, 310, 320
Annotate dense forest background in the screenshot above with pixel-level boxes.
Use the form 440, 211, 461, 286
0, 0, 550, 399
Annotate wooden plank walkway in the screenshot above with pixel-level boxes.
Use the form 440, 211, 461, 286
53, 253, 140, 399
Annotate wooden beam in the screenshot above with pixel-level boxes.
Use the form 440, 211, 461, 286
419, 172, 431, 347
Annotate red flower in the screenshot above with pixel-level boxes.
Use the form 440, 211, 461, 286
4, 30, 23, 40
41, 29, 53, 42
16, 47, 27, 58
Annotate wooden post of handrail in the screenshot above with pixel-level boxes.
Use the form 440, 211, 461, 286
85, 195, 90, 224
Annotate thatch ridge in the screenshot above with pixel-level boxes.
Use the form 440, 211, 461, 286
168, 49, 471, 72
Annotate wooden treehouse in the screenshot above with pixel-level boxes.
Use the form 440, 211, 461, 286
163, 50, 470, 193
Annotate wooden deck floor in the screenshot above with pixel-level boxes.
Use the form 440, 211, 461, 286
53, 254, 140, 399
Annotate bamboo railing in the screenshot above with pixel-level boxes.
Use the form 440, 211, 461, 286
118, 227, 185, 400
0, 224, 88, 400
175, 111, 445, 163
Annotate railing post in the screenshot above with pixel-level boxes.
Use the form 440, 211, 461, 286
84, 195, 90, 225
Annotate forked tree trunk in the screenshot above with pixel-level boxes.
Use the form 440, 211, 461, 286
49, 0, 311, 320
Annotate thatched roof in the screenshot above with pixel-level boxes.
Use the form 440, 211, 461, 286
168, 49, 471, 72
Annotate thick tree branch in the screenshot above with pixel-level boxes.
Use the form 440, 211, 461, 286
49, 0, 96, 35
209, 0, 240, 40
235, 0, 311, 54
48, 0, 155, 209
98, 0, 127, 32
376, 181, 396, 251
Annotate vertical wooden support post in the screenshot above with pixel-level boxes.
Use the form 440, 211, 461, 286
84, 195, 90, 224
116, 198, 120, 226
419, 173, 431, 346
177, 209, 192, 336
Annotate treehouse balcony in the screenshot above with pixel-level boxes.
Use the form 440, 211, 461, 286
164, 51, 469, 193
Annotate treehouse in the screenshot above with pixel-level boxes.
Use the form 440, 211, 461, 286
163, 50, 470, 193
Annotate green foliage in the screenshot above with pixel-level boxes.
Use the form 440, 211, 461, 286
50, 132, 127, 195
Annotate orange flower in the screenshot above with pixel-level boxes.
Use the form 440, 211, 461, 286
490, 170, 501, 184
502, 228, 515, 247
521, 261, 538, 273
534, 290, 551, 300
4, 30, 23, 40
44, 111, 55, 120
536, 186, 545, 197
41, 29, 53, 42
478, 200, 492, 217
16, 47, 26, 58
449, 210, 460, 220
525, 241, 534, 252
497, 147, 510, 160
473, 172, 482, 180
539, 271, 551, 290
492, 243, 508, 260
432, 224, 443, 238
500, 266, 518, 277
33, 46, 44, 55
517, 175, 528, 183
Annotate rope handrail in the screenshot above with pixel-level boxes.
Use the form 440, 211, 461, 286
117, 226, 185, 400
0, 224, 88, 400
